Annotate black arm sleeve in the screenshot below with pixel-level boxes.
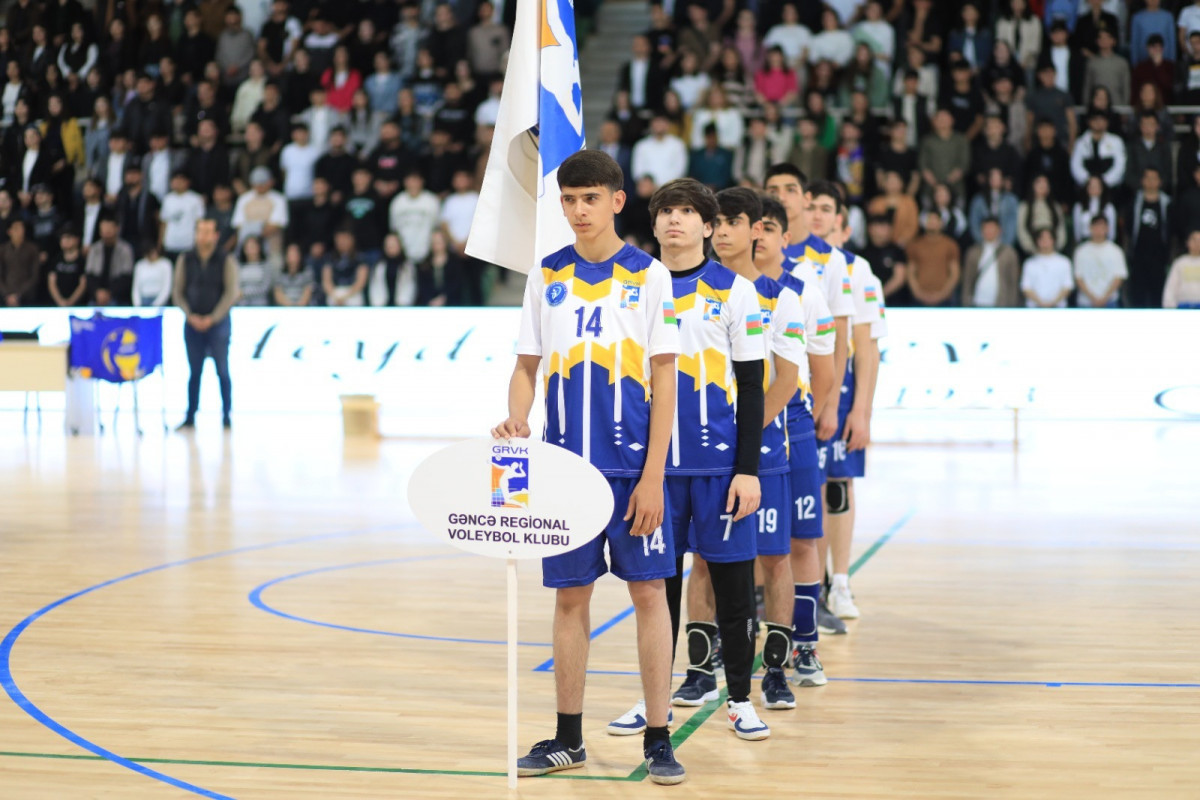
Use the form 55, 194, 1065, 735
732, 358, 765, 477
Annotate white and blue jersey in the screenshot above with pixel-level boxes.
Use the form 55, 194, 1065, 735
784, 233, 855, 321
667, 260, 764, 476
517, 243, 681, 476
751, 273, 808, 475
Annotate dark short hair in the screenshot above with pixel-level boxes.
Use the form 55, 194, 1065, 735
649, 178, 719, 226
760, 194, 788, 233
1090, 214, 1109, 226
980, 215, 1000, 226
764, 162, 807, 191
1148, 33, 1164, 47
807, 179, 841, 206
557, 150, 623, 193
716, 186, 763, 225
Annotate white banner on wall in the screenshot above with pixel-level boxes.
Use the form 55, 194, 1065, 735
1, 309, 1198, 435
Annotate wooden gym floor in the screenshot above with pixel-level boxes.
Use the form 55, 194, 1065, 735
1, 414, 1197, 799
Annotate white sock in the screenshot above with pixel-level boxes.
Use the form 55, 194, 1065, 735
831, 573, 850, 592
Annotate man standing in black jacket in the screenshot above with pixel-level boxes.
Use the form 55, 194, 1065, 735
173, 218, 240, 430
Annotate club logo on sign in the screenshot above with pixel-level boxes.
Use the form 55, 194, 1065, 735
491, 447, 530, 509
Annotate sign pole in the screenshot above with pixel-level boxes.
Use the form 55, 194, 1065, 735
506, 557, 518, 789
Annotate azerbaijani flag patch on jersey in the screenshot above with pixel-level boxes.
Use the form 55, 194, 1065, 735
663, 302, 677, 325
842, 276, 852, 295
815, 317, 835, 336
784, 322, 805, 341
864, 287, 879, 302
746, 313, 764, 335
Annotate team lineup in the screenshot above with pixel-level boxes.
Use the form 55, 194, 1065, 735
490, 150, 886, 785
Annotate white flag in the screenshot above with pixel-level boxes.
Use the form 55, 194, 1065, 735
466, 0, 585, 274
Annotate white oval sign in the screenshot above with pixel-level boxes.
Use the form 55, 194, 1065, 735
407, 438, 614, 559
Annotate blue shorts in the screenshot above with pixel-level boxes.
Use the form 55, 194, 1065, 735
667, 475, 756, 564
826, 402, 866, 480
542, 476, 677, 588
788, 432, 824, 538
755, 473, 792, 555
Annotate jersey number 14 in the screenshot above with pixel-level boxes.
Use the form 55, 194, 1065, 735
574, 306, 603, 337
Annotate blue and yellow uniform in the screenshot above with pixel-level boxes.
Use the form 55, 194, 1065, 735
776, 265, 835, 536
517, 243, 681, 587
665, 260, 764, 563
750, 273, 809, 555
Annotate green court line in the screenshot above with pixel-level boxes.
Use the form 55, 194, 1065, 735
0, 750, 632, 781
1, 514, 914, 784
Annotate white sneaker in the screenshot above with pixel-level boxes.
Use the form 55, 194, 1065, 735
726, 700, 770, 740
606, 699, 673, 736
829, 584, 860, 619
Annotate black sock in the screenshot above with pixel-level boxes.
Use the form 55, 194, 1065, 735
664, 556, 685, 661
763, 622, 792, 669
556, 712, 583, 749
685, 621, 718, 673
643, 725, 670, 750
707, 559, 757, 702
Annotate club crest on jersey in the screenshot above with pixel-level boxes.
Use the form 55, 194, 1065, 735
758, 305, 773, 328
545, 281, 568, 307
702, 296, 723, 321
620, 281, 641, 309
490, 449, 530, 509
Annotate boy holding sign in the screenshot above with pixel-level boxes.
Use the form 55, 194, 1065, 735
491, 151, 686, 785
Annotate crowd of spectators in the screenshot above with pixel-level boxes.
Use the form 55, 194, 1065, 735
599, 0, 1200, 308
0, 0, 522, 309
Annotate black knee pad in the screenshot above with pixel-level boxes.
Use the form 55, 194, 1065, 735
826, 480, 850, 515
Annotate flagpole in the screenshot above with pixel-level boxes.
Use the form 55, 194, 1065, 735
506, 557, 519, 789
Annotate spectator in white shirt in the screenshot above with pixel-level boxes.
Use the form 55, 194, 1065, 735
1164, 229, 1200, 308
854, 0, 895, 66
438, 169, 480, 256
159, 171, 207, 260
232, 167, 289, 253
1072, 214, 1127, 307
763, 3, 812, 66
279, 123, 320, 201
688, 86, 744, 150
1021, 227, 1075, 307
1070, 109, 1127, 189
809, 7, 855, 66
389, 170, 440, 263
631, 115, 688, 188
132, 241, 174, 307
669, 51, 711, 110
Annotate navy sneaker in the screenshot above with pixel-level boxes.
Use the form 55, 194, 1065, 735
791, 643, 828, 687
671, 670, 719, 707
761, 667, 796, 709
516, 739, 586, 776
644, 739, 686, 785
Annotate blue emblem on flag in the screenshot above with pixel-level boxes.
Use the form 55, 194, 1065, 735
546, 281, 568, 306
69, 315, 163, 383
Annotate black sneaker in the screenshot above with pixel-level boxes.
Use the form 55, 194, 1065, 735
671, 669, 719, 707
222, 417, 232, 429
644, 739, 686, 785
760, 667, 796, 709
175, 419, 195, 432
515, 739, 585, 776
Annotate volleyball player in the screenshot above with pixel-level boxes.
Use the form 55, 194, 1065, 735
817, 199, 885, 619
753, 195, 837, 689
609, 178, 773, 741
763, 165, 855, 635
492, 151, 685, 785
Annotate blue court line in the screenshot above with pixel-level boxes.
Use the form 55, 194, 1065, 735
574, 670, 1200, 689
248, 558, 553, 647
0, 524, 410, 800
531, 568, 692, 673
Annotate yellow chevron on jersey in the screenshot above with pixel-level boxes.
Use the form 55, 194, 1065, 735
676, 347, 735, 405
544, 338, 650, 397
540, 261, 650, 303
672, 278, 735, 317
